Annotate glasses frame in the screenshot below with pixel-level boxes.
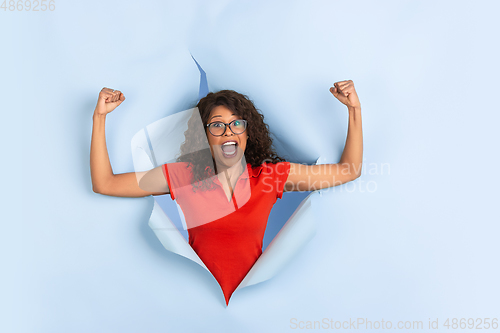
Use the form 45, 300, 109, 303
205, 119, 248, 137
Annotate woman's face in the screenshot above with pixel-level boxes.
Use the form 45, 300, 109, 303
206, 105, 248, 168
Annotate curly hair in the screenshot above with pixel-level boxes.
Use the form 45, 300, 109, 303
176, 90, 286, 191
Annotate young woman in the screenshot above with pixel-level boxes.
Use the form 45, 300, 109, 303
90, 82, 363, 305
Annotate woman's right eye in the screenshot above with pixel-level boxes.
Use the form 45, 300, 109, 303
212, 123, 223, 128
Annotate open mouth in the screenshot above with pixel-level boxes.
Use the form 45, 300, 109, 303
221, 141, 238, 158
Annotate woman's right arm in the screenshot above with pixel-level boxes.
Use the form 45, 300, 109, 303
90, 88, 169, 198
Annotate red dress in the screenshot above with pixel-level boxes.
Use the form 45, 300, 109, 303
162, 161, 291, 305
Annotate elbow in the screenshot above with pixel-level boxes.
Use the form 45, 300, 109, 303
92, 176, 112, 195
341, 162, 362, 180
351, 166, 362, 180
346, 173, 360, 183
92, 183, 105, 195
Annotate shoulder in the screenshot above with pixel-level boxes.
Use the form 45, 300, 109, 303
261, 161, 290, 170
163, 161, 191, 171
162, 161, 193, 181
254, 161, 291, 198
254, 161, 290, 177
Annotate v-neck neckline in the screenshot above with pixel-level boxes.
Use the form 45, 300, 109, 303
215, 172, 238, 204
213, 163, 251, 204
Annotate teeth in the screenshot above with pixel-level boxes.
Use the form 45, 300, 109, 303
222, 142, 237, 146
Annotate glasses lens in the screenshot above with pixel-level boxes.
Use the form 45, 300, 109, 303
230, 120, 247, 134
208, 122, 225, 136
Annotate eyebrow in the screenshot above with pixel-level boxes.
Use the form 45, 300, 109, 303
209, 114, 236, 121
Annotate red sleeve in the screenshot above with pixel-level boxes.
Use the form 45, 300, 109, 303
275, 161, 291, 199
162, 164, 175, 200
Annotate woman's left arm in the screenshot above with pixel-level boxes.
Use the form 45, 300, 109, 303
284, 80, 363, 192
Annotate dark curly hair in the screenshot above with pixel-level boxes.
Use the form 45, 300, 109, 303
176, 90, 286, 191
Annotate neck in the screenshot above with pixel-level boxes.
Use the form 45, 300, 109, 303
215, 158, 245, 180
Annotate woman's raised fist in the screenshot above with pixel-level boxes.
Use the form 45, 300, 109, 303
94, 87, 125, 115
330, 80, 361, 109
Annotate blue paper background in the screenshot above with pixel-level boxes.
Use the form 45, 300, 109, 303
4, 0, 500, 332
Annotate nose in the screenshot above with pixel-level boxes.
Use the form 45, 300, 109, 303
223, 124, 234, 136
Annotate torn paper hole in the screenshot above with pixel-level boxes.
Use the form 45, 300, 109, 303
130, 56, 326, 305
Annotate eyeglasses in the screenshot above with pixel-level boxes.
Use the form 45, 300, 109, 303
206, 119, 248, 136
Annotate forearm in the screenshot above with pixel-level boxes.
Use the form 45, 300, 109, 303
339, 106, 363, 178
90, 112, 114, 192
